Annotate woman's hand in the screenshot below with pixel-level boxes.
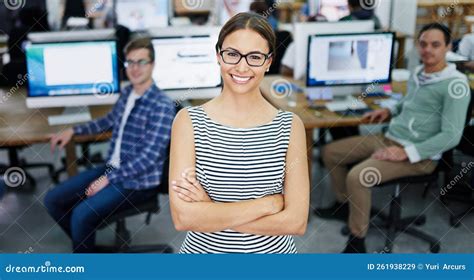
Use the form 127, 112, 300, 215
172, 167, 212, 202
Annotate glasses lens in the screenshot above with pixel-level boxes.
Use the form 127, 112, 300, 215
124, 60, 150, 68
222, 51, 241, 64
247, 53, 266, 66
137, 59, 150, 66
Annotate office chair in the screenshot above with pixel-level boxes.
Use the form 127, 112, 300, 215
447, 174, 473, 227
95, 152, 173, 253
95, 190, 173, 253
341, 150, 454, 253
444, 92, 474, 227
340, 165, 448, 253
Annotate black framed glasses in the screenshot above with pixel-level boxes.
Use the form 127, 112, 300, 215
219, 49, 272, 67
124, 59, 152, 68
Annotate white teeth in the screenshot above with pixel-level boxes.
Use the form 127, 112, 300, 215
231, 75, 251, 82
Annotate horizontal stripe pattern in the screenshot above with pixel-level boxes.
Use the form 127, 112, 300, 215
180, 106, 296, 254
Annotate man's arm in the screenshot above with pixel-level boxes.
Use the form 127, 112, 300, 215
405, 80, 470, 163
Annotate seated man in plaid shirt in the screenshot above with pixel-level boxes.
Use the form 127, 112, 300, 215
45, 38, 176, 253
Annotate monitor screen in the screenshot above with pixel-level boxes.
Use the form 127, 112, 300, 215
306, 32, 394, 87
152, 36, 221, 90
116, 0, 169, 31
26, 41, 120, 98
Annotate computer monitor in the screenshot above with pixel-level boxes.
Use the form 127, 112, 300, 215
151, 35, 221, 100
28, 29, 116, 43
115, 0, 169, 31
293, 20, 374, 80
306, 32, 395, 87
25, 40, 120, 109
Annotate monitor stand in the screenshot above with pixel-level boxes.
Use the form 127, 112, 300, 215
332, 84, 387, 98
306, 84, 388, 101
48, 106, 92, 126
331, 85, 365, 98
306, 85, 363, 101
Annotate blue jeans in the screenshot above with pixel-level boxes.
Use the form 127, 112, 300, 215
44, 165, 157, 253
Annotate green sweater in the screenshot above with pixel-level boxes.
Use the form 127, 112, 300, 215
386, 64, 470, 163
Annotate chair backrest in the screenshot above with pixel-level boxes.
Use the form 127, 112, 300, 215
456, 88, 474, 156
437, 87, 474, 172
157, 103, 182, 195
157, 153, 170, 195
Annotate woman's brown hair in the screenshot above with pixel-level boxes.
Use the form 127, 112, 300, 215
215, 12, 276, 57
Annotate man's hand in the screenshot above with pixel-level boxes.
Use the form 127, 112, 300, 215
362, 108, 391, 123
85, 176, 109, 197
372, 146, 408, 162
50, 128, 74, 153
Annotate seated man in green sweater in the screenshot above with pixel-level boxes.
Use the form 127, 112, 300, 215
316, 23, 471, 253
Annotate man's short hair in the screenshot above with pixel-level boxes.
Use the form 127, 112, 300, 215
124, 37, 155, 62
418, 23, 452, 46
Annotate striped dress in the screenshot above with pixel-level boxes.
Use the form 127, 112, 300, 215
179, 106, 297, 254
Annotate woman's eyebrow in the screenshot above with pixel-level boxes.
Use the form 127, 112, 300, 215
223, 47, 266, 54
222, 47, 240, 52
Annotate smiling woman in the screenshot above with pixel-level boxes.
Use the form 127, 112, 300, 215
169, 12, 310, 254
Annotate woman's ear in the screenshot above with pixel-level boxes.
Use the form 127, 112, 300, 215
266, 56, 273, 70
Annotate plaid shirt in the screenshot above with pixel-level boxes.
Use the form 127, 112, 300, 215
73, 83, 176, 190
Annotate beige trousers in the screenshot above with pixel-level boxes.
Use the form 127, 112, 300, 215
322, 134, 437, 237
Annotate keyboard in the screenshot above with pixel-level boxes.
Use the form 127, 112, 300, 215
325, 96, 368, 112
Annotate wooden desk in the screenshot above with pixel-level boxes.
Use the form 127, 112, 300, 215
0, 88, 112, 177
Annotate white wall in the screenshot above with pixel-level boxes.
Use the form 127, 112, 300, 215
375, 0, 392, 29
388, 0, 418, 70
